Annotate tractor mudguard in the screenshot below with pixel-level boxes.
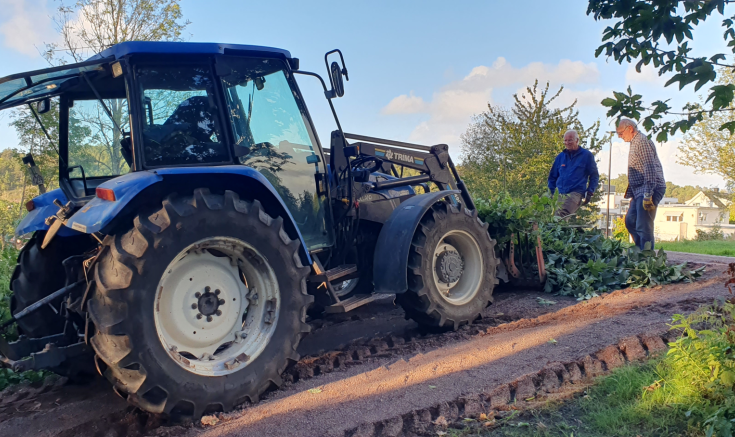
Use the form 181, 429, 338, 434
372, 190, 460, 294
62, 166, 311, 264
15, 188, 82, 237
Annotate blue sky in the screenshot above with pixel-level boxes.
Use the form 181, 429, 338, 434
0, 0, 729, 188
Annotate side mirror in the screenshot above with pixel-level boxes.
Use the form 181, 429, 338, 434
324, 49, 349, 99
36, 98, 51, 114
330, 62, 344, 98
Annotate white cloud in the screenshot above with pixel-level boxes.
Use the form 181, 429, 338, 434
0, 0, 55, 56
625, 64, 666, 86
382, 57, 601, 147
554, 88, 610, 108
382, 91, 428, 115
605, 138, 726, 189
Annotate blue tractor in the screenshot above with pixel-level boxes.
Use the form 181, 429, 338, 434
0, 42, 498, 418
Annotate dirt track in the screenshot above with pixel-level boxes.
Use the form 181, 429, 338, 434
0, 252, 732, 437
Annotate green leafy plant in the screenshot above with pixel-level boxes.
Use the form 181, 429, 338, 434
0, 245, 19, 340
478, 193, 705, 298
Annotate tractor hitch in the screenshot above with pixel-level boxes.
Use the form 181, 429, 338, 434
0, 319, 89, 372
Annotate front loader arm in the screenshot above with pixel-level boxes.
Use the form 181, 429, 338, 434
328, 131, 475, 211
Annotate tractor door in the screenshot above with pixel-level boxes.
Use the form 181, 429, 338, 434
219, 58, 334, 250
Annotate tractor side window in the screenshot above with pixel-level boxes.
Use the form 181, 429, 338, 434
222, 62, 333, 250
68, 98, 131, 179
137, 65, 230, 167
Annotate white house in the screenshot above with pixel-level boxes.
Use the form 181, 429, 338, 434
654, 190, 734, 241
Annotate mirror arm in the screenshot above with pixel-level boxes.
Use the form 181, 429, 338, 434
292, 70, 344, 133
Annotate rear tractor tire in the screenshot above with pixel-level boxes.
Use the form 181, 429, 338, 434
10, 231, 95, 338
396, 203, 497, 330
88, 189, 312, 418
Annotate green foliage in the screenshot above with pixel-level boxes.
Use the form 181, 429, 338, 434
608, 173, 628, 194
696, 224, 726, 241
478, 194, 704, 298
679, 68, 735, 187
663, 302, 735, 437
588, 0, 735, 141
0, 368, 50, 392
475, 192, 560, 253
0, 245, 19, 340
612, 216, 629, 241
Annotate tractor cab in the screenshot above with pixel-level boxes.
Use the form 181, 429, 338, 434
1, 42, 332, 249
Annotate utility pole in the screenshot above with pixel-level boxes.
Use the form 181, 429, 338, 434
605, 133, 614, 238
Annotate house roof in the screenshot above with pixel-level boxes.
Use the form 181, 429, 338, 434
685, 190, 732, 209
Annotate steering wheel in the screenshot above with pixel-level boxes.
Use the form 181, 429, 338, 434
352, 156, 383, 173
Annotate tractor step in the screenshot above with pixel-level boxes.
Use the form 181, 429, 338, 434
325, 264, 357, 282
325, 293, 381, 313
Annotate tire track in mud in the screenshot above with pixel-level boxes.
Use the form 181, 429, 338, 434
183, 268, 727, 437
0, 288, 570, 437
0, 256, 726, 437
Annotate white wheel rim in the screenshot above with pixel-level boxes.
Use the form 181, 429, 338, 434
333, 278, 359, 297
154, 237, 280, 377
432, 229, 483, 305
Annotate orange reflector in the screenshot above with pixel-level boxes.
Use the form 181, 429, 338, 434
25, 200, 35, 212
96, 187, 116, 201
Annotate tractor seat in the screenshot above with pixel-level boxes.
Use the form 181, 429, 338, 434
164, 96, 219, 142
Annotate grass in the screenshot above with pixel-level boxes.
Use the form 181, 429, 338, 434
448, 359, 706, 437
658, 239, 735, 257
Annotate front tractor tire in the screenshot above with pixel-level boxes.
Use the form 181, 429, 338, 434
88, 189, 312, 418
396, 203, 497, 330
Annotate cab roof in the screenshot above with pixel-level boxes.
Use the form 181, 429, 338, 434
0, 41, 292, 111
90, 41, 292, 60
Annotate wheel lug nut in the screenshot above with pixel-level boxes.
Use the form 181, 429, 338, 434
207, 316, 213, 322
195, 292, 201, 298
218, 299, 225, 305
205, 286, 211, 292
216, 310, 222, 316
196, 314, 202, 319
191, 303, 197, 309
215, 289, 220, 295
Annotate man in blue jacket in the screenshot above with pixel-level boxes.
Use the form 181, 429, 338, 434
548, 130, 599, 218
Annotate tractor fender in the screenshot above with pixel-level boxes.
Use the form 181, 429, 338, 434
64, 166, 312, 265
372, 190, 460, 294
15, 188, 83, 237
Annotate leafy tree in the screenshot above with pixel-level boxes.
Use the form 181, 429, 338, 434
679, 68, 735, 186
460, 81, 608, 221
588, 0, 735, 140
2, 0, 190, 236
601, 173, 629, 194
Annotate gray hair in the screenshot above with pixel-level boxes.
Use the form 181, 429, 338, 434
617, 118, 637, 131
564, 130, 579, 141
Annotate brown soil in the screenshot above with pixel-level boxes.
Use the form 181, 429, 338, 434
0, 253, 729, 437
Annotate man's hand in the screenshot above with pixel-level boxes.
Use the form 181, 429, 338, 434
643, 196, 655, 212
582, 191, 593, 205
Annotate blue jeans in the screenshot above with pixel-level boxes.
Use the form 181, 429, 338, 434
625, 189, 665, 250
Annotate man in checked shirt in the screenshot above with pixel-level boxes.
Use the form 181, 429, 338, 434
616, 118, 667, 250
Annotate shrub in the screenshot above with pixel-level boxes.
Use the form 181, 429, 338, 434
696, 224, 725, 241
613, 216, 630, 242
0, 245, 18, 338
